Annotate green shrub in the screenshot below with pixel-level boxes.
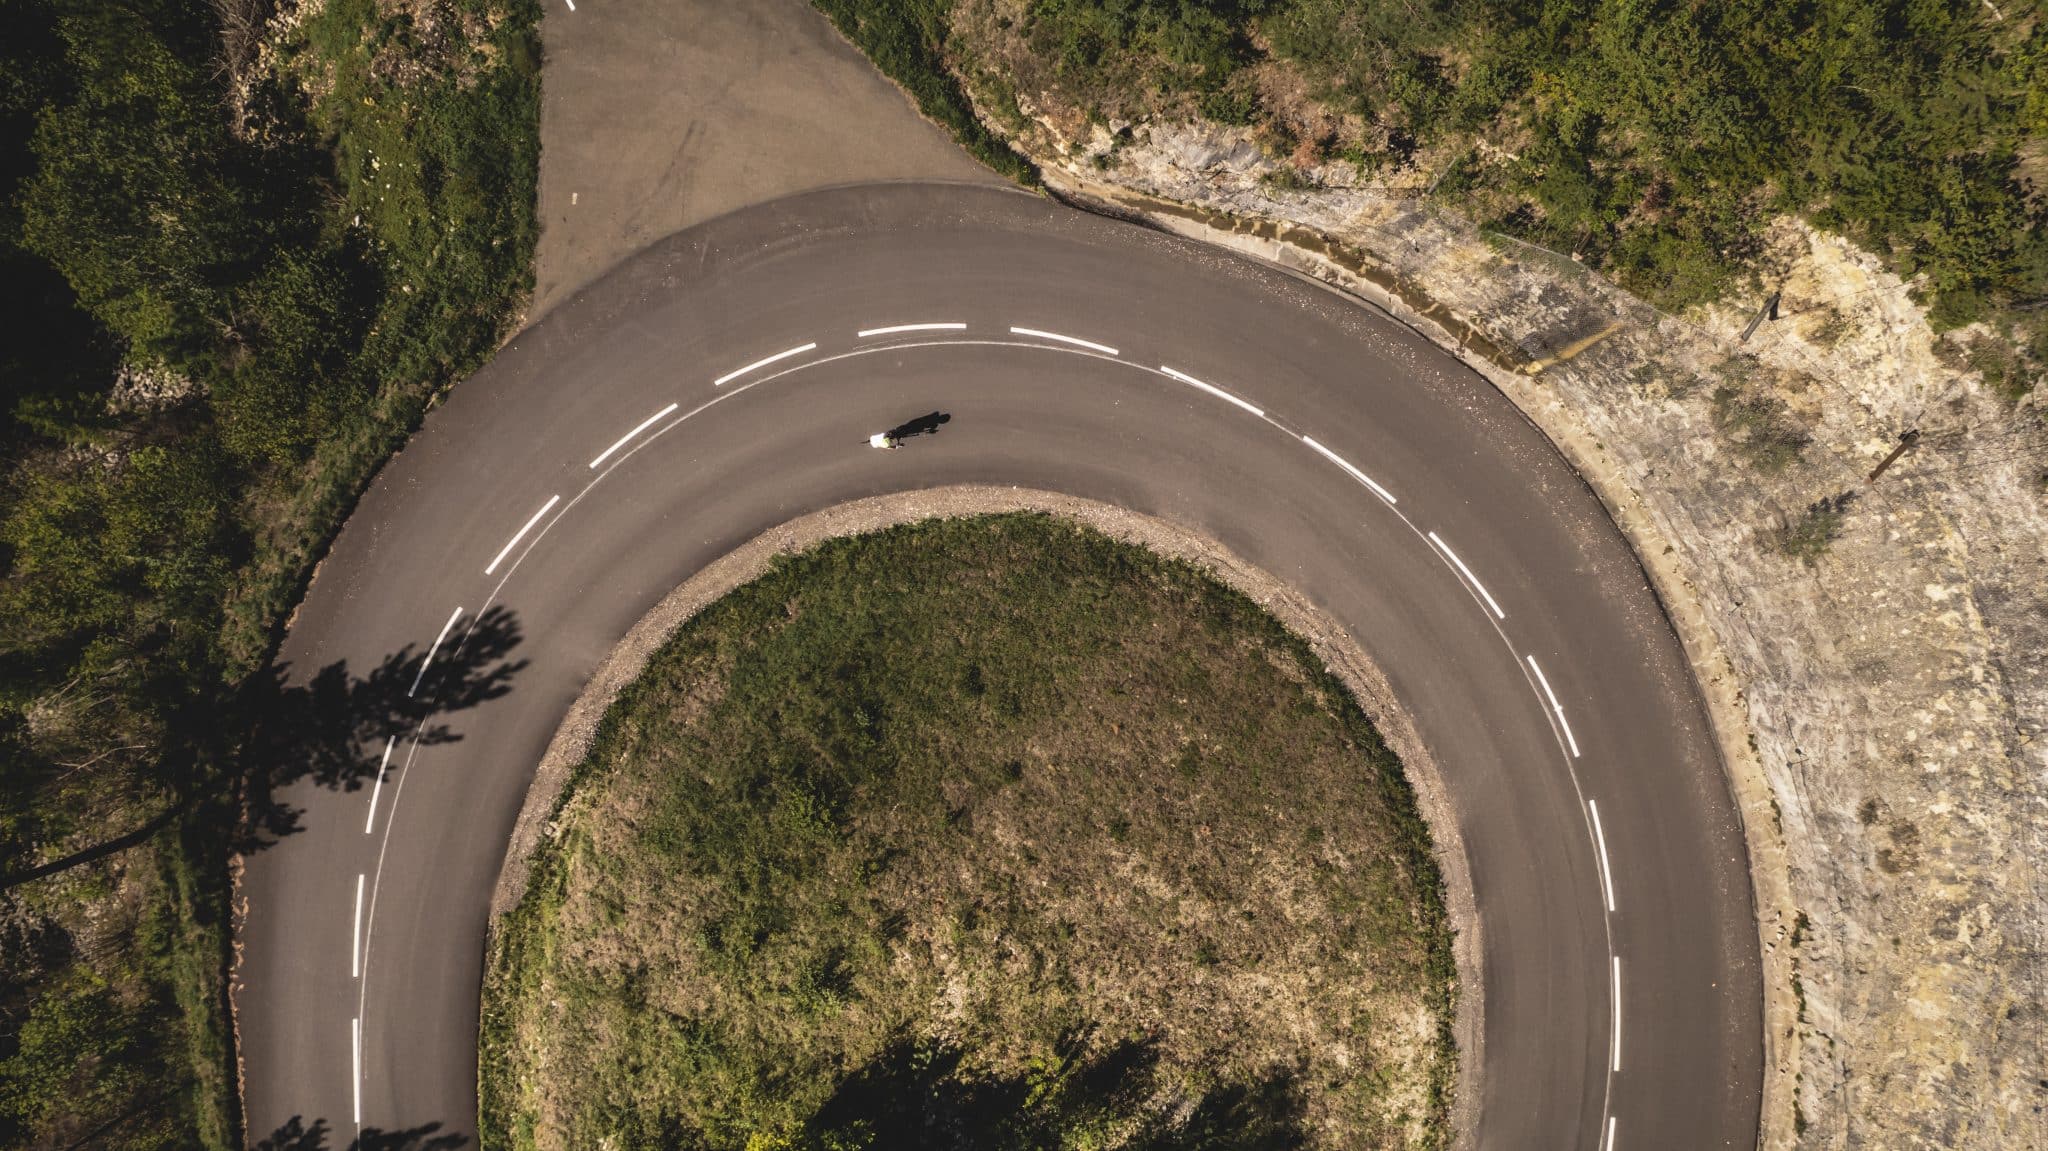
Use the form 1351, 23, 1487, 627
1764, 491, 1855, 565
811, 0, 1038, 185
942, 0, 2048, 364
1711, 383, 1811, 472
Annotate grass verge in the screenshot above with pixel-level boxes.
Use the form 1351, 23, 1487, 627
482, 513, 1455, 1151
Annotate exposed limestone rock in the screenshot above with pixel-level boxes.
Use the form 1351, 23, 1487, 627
980, 104, 2044, 1150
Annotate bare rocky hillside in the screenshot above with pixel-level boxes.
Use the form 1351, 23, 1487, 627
948, 68, 2047, 1151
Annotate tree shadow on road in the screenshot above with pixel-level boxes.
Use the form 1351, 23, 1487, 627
254, 1116, 468, 1151
2, 606, 527, 885
236, 604, 528, 850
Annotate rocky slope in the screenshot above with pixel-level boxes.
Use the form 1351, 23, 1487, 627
960, 76, 2047, 1151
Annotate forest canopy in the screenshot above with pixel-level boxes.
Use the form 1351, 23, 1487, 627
0, 0, 540, 1145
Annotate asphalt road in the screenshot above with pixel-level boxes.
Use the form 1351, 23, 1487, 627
237, 183, 1761, 1150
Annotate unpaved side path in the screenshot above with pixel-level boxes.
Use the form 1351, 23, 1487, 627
529, 0, 998, 320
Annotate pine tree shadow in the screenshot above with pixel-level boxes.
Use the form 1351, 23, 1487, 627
237, 604, 527, 850
807, 1028, 1307, 1150
1, 605, 523, 888
253, 1116, 468, 1151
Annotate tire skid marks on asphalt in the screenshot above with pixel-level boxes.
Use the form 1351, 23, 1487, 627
405, 329, 1639, 1138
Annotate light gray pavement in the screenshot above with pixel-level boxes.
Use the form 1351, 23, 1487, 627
237, 183, 1762, 1150
529, 0, 997, 319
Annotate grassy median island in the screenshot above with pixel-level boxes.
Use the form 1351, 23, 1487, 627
482, 513, 1454, 1151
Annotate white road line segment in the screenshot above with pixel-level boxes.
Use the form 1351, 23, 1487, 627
1589, 799, 1617, 912
407, 606, 464, 697
351, 1016, 361, 1125
858, 322, 966, 337
1605, 1116, 1617, 1151
588, 402, 679, 468
351, 874, 364, 978
1160, 365, 1265, 417
1426, 531, 1507, 619
363, 738, 394, 834
353, 723, 424, 1131
713, 342, 817, 386
1611, 955, 1623, 1071
1300, 436, 1398, 505
484, 495, 559, 575
1008, 326, 1118, 356
1526, 654, 1583, 758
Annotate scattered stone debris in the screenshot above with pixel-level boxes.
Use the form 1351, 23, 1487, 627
107, 359, 201, 416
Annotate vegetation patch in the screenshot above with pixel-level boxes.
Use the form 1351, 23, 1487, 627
1763, 492, 1855, 565
483, 514, 1455, 1151
1711, 383, 1811, 472
0, 0, 540, 1145
926, 0, 2048, 379
809, 0, 1038, 185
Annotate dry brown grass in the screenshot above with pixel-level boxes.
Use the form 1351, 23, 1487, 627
482, 514, 1453, 1151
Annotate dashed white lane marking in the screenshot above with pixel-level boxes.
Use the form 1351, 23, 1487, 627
1611, 955, 1623, 1072
1525, 654, 1582, 758
1604, 1115, 1617, 1151
484, 495, 559, 576
353, 722, 424, 1134
351, 1016, 361, 1125
858, 322, 966, 337
351, 874, 364, 978
1300, 436, 1399, 506
588, 402, 679, 469
1426, 531, 1507, 619
1160, 365, 1265, 417
363, 738, 394, 834
386, 332, 1633, 1139
1008, 326, 1119, 356
713, 342, 817, 386
407, 606, 464, 697
1589, 799, 1617, 912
